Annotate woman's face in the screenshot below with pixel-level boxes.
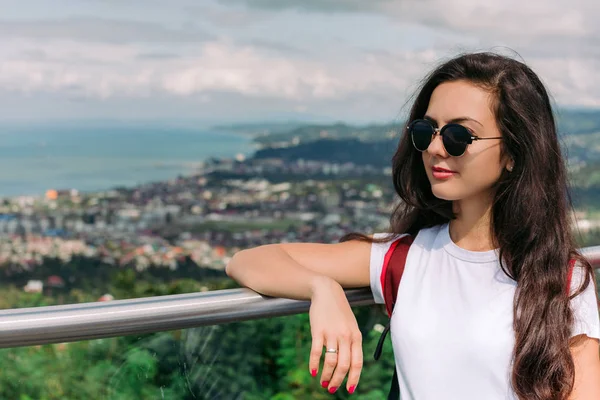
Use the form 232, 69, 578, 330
421, 80, 511, 203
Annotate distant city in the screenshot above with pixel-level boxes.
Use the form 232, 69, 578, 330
4, 155, 392, 294
4, 112, 600, 296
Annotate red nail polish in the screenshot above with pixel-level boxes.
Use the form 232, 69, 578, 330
321, 381, 329, 388
328, 387, 338, 394
348, 385, 356, 394
311, 369, 317, 377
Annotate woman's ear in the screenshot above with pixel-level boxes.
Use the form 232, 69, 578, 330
506, 159, 514, 172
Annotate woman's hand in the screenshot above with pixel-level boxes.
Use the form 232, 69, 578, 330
308, 276, 363, 395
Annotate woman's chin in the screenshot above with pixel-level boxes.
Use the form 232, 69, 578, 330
430, 183, 461, 201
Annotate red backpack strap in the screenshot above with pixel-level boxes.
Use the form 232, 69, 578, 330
381, 235, 414, 317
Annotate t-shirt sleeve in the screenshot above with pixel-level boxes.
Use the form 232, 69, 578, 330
369, 232, 408, 305
569, 264, 600, 339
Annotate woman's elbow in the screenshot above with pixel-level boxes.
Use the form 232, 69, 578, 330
225, 249, 245, 278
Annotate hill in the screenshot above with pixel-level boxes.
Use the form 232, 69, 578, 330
213, 109, 600, 148
253, 137, 399, 168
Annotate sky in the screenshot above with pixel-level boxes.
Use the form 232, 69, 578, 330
0, 0, 598, 124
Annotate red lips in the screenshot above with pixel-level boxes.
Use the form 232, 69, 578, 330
432, 166, 456, 173
431, 166, 457, 180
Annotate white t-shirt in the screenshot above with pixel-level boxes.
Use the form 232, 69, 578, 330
369, 223, 600, 400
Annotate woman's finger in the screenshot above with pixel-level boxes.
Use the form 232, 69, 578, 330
320, 338, 338, 389
309, 333, 324, 378
346, 333, 363, 394
327, 334, 352, 394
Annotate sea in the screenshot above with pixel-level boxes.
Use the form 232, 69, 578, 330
0, 122, 255, 198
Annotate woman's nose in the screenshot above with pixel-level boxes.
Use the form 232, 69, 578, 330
426, 132, 449, 158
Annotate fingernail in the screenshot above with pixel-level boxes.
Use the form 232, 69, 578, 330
328, 386, 338, 394
311, 369, 317, 377
321, 381, 329, 388
348, 385, 356, 394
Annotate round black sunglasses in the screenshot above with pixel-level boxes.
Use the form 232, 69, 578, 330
408, 119, 502, 157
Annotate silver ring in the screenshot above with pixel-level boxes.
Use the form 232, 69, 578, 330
325, 348, 338, 354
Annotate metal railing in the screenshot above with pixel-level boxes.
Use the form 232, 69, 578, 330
1, 245, 599, 349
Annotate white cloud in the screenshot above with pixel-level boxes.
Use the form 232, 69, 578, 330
217, 0, 391, 13
0, 0, 599, 120
530, 57, 600, 107
0, 38, 440, 102
0, 17, 212, 43
387, 1, 591, 39
227, 0, 595, 40
2, 35, 600, 111
0, 40, 149, 98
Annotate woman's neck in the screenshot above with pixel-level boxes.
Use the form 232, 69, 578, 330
450, 196, 496, 252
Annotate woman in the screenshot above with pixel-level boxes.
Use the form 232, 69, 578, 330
226, 52, 600, 399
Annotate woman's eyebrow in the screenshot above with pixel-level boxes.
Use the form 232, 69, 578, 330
424, 115, 483, 127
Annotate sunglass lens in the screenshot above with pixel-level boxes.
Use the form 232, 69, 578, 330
411, 121, 433, 151
442, 125, 471, 156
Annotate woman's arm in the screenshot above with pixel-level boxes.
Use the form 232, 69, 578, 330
569, 335, 600, 399
225, 239, 372, 300
225, 238, 373, 394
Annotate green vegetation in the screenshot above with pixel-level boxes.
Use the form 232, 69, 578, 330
0, 270, 395, 400
253, 137, 399, 168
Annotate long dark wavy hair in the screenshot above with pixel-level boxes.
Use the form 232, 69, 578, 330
341, 52, 597, 400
